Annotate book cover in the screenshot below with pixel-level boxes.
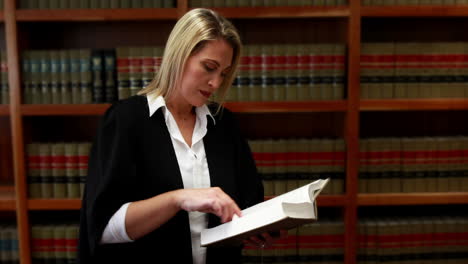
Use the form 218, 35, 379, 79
200, 178, 329, 247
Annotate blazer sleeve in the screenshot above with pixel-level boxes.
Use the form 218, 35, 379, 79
79, 102, 137, 263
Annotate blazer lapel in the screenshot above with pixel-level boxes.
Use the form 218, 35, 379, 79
150, 109, 185, 190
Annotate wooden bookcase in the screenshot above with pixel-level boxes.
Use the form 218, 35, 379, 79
0, 0, 467, 263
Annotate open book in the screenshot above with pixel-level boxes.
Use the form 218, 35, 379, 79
201, 178, 329, 247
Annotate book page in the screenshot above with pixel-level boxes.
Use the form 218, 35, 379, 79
201, 178, 329, 246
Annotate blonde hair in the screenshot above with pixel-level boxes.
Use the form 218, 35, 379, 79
138, 8, 241, 110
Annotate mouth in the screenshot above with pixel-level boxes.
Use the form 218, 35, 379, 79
200, 90, 212, 98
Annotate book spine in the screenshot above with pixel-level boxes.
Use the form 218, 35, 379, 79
53, 225, 67, 264
104, 49, 117, 103
91, 50, 105, 103
59, 50, 72, 104
0, 51, 8, 104
79, 49, 93, 103
30, 51, 42, 104
39, 143, 53, 198
116, 47, 131, 100
39, 50, 52, 104
78, 143, 91, 198
65, 143, 80, 198
285, 44, 298, 101
69, 50, 81, 104
50, 50, 62, 104
272, 45, 286, 101
141, 47, 154, 89
22, 51, 32, 104
129, 47, 143, 96
261, 44, 274, 101
249, 45, 262, 102
65, 224, 79, 264
237, 46, 250, 101
51, 143, 67, 198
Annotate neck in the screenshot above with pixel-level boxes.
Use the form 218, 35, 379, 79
166, 99, 194, 121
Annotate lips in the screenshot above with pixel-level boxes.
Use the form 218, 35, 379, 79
200, 90, 212, 98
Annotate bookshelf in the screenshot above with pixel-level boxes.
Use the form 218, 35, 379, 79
0, 104, 8, 115
0, 185, 15, 211
0, 0, 466, 264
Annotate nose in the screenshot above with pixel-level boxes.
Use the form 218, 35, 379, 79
208, 75, 223, 90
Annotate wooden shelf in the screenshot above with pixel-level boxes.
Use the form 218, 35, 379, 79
16, 8, 179, 22
21, 104, 111, 116
265, 195, 346, 207
0, 105, 9, 116
361, 5, 468, 17
358, 193, 468, 206
28, 199, 81, 210
0, 186, 16, 211
209, 6, 350, 18
26, 195, 345, 210
360, 99, 468, 111
20, 101, 347, 116
225, 101, 348, 113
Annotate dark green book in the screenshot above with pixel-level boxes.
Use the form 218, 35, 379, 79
104, 49, 117, 103
91, 50, 104, 103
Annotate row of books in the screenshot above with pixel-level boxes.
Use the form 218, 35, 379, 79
226, 44, 346, 102
31, 224, 79, 264
0, 51, 9, 105
359, 137, 468, 193
358, 216, 468, 264
0, 225, 19, 264
362, 0, 468, 5
190, 0, 347, 7
18, 0, 176, 9
26, 142, 92, 199
361, 42, 468, 99
242, 219, 344, 264
22, 49, 117, 104
248, 138, 345, 195
116, 46, 163, 100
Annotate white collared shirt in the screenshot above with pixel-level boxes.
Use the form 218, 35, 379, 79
100, 94, 215, 264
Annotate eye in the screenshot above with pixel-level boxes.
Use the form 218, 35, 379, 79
204, 64, 216, 72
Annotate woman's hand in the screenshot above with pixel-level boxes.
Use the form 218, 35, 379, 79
175, 187, 241, 223
243, 230, 288, 248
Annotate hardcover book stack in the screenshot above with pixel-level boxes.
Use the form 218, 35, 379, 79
359, 136, 468, 193
189, 0, 347, 7
362, 0, 468, 5
248, 138, 345, 196
0, 225, 19, 264
358, 216, 468, 264
361, 42, 468, 99
116, 46, 163, 100
22, 49, 117, 104
31, 224, 79, 264
227, 43, 346, 102
26, 142, 92, 199
0, 51, 9, 105
18, 0, 176, 9
242, 219, 344, 264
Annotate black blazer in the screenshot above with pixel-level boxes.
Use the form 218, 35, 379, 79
78, 95, 264, 264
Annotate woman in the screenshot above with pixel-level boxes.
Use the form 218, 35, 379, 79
79, 8, 278, 264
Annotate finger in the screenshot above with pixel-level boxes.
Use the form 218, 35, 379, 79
218, 190, 242, 218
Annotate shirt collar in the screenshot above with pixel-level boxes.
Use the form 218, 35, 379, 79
146, 93, 216, 125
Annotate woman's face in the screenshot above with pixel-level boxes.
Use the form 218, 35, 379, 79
177, 39, 233, 107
